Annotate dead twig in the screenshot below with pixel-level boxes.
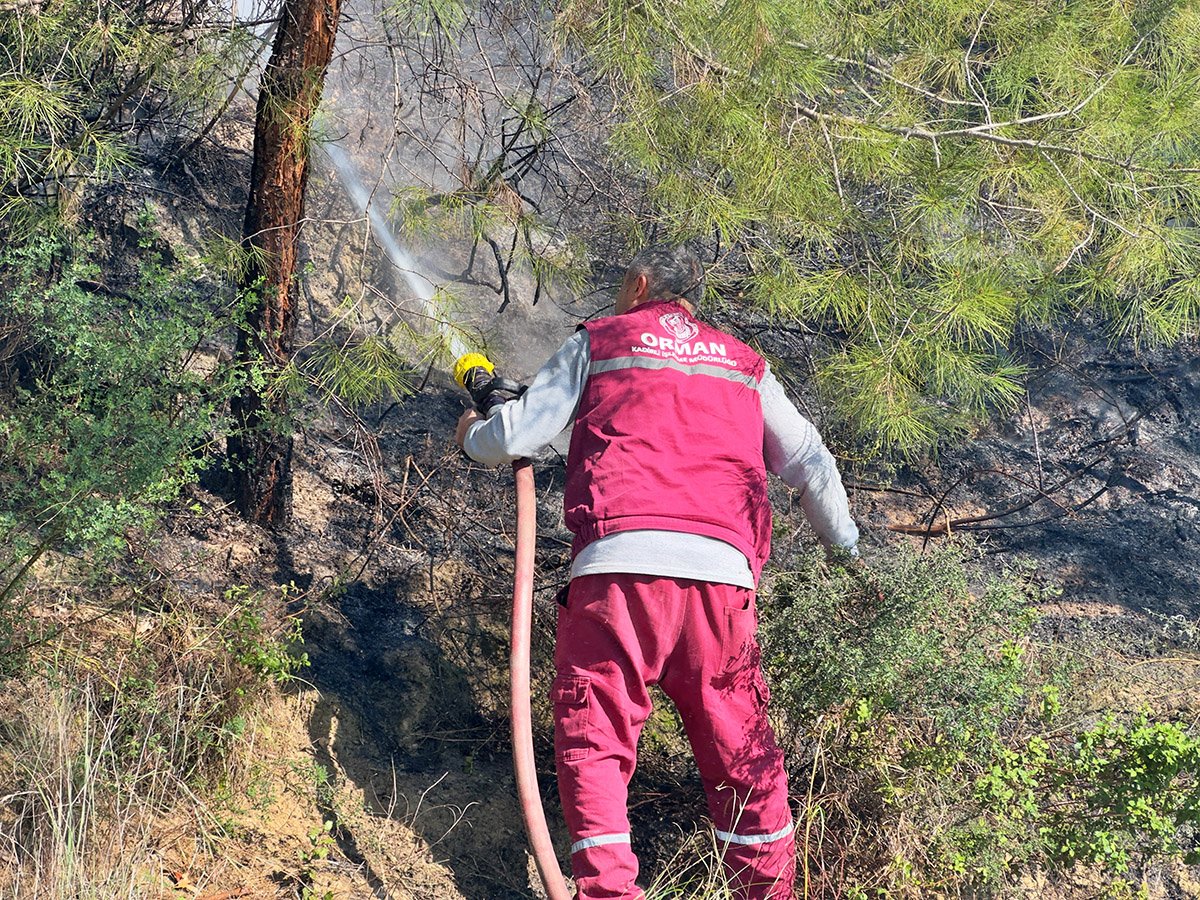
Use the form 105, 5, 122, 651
890, 399, 1164, 539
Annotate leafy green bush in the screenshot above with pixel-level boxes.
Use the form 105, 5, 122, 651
763, 544, 1039, 747
221, 584, 310, 686
760, 543, 1200, 897
0, 229, 234, 654
977, 713, 1200, 875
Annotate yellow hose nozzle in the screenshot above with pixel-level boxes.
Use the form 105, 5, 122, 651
455, 351, 525, 413
454, 352, 494, 390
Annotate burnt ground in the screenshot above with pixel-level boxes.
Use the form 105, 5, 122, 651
175, 319, 1200, 897
72, 77, 1200, 898
858, 326, 1200, 623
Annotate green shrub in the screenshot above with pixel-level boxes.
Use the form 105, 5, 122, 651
977, 713, 1200, 874
221, 584, 310, 686
760, 542, 1200, 897
763, 544, 1039, 750
0, 229, 235, 656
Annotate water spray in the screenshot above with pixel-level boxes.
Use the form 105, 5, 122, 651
455, 353, 571, 900
324, 143, 471, 361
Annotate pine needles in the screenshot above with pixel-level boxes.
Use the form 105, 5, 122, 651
0, 0, 254, 228
561, 0, 1200, 455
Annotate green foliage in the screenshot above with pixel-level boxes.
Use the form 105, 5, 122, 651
977, 713, 1200, 874
221, 584, 310, 685
308, 333, 416, 406
561, 0, 1200, 455
386, 0, 469, 37
298, 820, 337, 900
760, 543, 1200, 896
0, 229, 234, 634
299, 285, 434, 408
764, 544, 1037, 746
0, 0, 251, 227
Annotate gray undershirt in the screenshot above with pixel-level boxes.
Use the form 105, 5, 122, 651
464, 328, 859, 588
572, 530, 757, 587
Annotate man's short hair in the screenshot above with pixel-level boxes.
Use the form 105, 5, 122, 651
628, 244, 705, 307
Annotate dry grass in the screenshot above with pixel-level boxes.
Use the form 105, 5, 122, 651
644, 830, 738, 900
0, 592, 271, 898
0, 588, 482, 900
0, 668, 174, 897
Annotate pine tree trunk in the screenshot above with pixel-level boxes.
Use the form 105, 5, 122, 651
227, 0, 343, 526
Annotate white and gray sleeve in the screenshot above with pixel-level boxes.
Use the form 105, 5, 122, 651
761, 365, 859, 551
462, 329, 590, 465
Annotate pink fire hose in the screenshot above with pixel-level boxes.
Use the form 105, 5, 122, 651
453, 353, 570, 897
511, 458, 572, 900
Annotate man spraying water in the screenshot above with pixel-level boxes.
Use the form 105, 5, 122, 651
455, 245, 861, 900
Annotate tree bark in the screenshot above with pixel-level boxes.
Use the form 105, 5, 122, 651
227, 0, 343, 526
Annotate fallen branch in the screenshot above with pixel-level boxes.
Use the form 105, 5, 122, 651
889, 399, 1163, 539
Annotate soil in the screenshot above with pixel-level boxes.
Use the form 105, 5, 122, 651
851, 326, 1200, 623
17, 10, 1200, 896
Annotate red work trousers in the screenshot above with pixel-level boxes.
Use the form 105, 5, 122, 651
553, 573, 795, 900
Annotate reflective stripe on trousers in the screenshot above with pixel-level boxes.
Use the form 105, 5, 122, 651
717, 820, 796, 846
571, 832, 631, 854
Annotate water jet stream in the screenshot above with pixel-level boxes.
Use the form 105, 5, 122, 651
323, 143, 470, 361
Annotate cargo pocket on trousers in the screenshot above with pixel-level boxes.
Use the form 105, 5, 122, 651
751, 667, 771, 708
551, 674, 592, 763
717, 590, 760, 677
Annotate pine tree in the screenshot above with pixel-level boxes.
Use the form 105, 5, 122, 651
227, 0, 345, 526
559, 0, 1200, 454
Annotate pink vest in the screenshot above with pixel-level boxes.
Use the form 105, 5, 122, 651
564, 300, 772, 580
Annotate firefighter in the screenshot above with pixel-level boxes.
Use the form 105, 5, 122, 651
455, 244, 861, 900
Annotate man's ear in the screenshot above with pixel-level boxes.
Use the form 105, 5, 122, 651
632, 273, 649, 304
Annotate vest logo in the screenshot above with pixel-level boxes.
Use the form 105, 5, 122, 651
659, 312, 698, 344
